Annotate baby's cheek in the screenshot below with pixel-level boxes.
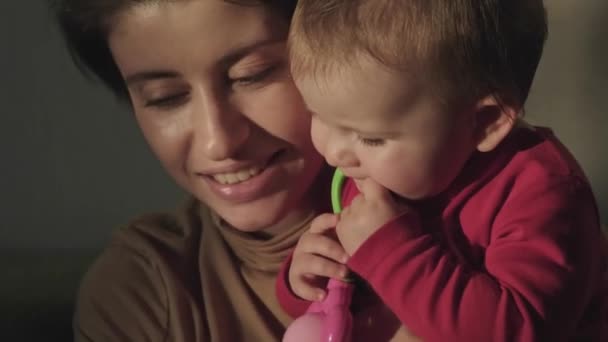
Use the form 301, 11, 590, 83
310, 119, 329, 155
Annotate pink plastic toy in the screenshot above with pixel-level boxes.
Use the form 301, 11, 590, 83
283, 169, 354, 342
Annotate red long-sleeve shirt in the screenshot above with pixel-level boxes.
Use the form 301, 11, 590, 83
277, 127, 608, 341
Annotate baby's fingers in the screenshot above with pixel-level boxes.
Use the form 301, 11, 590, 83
290, 251, 350, 301
309, 213, 339, 234
292, 273, 327, 302
298, 233, 349, 264
312, 255, 349, 281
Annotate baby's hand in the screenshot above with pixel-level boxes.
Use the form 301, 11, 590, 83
336, 178, 407, 256
288, 213, 350, 302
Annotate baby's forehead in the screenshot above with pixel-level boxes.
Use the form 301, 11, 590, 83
297, 59, 426, 105
297, 73, 439, 131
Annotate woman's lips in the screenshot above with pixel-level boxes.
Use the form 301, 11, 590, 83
203, 150, 286, 203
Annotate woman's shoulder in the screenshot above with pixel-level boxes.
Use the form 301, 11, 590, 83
74, 197, 209, 341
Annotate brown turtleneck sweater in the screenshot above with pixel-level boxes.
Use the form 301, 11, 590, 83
74, 198, 314, 342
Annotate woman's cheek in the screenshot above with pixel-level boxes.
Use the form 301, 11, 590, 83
245, 83, 311, 145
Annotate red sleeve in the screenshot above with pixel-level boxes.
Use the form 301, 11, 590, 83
347, 175, 602, 342
276, 253, 312, 318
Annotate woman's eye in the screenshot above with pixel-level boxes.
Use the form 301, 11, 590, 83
144, 92, 189, 109
231, 65, 278, 86
358, 136, 386, 147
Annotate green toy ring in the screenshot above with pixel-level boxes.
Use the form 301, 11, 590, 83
331, 168, 346, 214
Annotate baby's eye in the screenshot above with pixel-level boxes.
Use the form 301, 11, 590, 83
358, 136, 386, 147
144, 92, 189, 109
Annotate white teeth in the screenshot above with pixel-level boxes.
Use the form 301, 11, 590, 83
236, 170, 250, 181
214, 174, 227, 184
225, 173, 238, 184
212, 166, 262, 185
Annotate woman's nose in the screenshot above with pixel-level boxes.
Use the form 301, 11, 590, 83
191, 91, 250, 161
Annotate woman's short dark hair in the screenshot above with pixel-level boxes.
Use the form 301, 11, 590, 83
52, 0, 298, 100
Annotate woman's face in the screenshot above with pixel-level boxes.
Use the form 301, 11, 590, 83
108, 0, 323, 232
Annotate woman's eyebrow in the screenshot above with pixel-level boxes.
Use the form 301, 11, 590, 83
218, 38, 284, 68
124, 38, 284, 86
125, 71, 179, 86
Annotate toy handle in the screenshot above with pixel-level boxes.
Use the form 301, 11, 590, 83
323, 169, 352, 340
283, 169, 354, 342
322, 278, 354, 342
282, 279, 353, 342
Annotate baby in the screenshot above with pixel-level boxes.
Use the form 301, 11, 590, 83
277, 0, 608, 341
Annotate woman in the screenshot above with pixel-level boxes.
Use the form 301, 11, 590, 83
55, 0, 329, 340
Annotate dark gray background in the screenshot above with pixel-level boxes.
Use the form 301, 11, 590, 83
0, 1, 606, 340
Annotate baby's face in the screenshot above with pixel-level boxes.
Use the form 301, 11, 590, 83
295, 56, 479, 200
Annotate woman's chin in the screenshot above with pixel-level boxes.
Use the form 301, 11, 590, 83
207, 193, 294, 232
222, 212, 280, 232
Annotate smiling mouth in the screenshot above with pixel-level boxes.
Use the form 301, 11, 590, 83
212, 166, 262, 185
209, 150, 285, 185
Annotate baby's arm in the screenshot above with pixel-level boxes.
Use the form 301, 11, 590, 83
347, 176, 603, 342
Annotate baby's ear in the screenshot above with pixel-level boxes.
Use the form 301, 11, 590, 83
473, 96, 519, 152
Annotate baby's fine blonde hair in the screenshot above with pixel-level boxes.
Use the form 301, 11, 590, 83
289, 0, 548, 108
